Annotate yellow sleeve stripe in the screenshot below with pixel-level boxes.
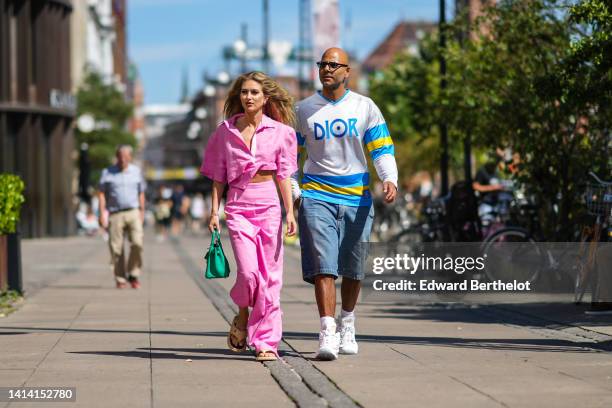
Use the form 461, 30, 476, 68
302, 181, 369, 196
366, 137, 393, 152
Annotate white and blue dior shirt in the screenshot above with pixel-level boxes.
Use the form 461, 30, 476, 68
292, 89, 398, 207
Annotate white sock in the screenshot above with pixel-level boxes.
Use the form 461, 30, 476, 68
340, 309, 355, 327
341, 309, 354, 319
320, 316, 336, 332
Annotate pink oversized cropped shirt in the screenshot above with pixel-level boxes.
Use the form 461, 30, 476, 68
200, 113, 298, 188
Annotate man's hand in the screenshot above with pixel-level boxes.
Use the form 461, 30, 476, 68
139, 209, 145, 224
98, 212, 108, 229
383, 181, 397, 203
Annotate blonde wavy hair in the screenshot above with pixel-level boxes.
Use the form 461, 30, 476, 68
224, 71, 295, 126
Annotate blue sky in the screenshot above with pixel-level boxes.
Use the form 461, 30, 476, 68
128, 0, 451, 104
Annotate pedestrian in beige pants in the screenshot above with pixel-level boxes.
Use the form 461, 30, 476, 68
98, 145, 146, 289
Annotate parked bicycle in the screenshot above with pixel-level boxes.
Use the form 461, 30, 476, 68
574, 172, 612, 303
481, 172, 612, 296
372, 192, 417, 242
390, 181, 485, 244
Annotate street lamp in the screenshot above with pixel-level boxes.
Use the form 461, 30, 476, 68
262, 0, 270, 73
234, 38, 248, 73
186, 121, 202, 140
233, 39, 247, 55
202, 83, 217, 135
194, 107, 208, 120
77, 114, 95, 133
217, 71, 230, 85
203, 85, 216, 98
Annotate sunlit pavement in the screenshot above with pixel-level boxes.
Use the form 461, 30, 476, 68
1, 231, 612, 407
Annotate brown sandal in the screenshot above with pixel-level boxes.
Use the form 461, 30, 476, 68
255, 350, 278, 361
227, 315, 247, 352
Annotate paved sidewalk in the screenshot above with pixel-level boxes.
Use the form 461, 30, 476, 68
1, 231, 612, 407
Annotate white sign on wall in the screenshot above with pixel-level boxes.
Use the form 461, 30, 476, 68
50, 89, 77, 111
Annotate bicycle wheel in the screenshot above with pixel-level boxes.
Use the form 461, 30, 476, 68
391, 226, 422, 243
481, 227, 544, 284
387, 227, 423, 258
373, 209, 400, 242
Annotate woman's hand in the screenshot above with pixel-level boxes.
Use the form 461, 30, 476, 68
285, 212, 297, 236
208, 214, 221, 233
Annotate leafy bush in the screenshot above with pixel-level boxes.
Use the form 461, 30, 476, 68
76, 71, 136, 184
0, 174, 25, 234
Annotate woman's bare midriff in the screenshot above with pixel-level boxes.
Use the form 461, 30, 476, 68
250, 170, 275, 183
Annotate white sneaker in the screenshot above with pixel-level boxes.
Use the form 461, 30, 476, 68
316, 329, 339, 360
338, 320, 358, 355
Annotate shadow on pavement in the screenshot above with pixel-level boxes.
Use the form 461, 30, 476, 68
0, 327, 228, 337
69, 347, 254, 361
363, 302, 612, 328
282, 331, 606, 353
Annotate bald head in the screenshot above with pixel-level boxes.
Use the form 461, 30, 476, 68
115, 144, 133, 170
321, 47, 349, 65
318, 47, 351, 94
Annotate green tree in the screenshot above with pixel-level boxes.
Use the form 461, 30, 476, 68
446, 0, 609, 239
564, 0, 611, 113
75, 71, 136, 183
560, 0, 611, 166
369, 35, 465, 183
372, 0, 608, 239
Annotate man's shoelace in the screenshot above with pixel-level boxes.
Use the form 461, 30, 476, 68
320, 331, 338, 346
340, 326, 356, 343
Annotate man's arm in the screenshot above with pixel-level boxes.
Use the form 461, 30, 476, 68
365, 100, 398, 203
472, 181, 503, 193
291, 112, 306, 206
373, 155, 398, 203
473, 169, 503, 193
139, 192, 145, 223
98, 190, 108, 228
290, 172, 301, 202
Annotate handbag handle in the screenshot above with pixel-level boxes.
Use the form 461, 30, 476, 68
211, 229, 221, 247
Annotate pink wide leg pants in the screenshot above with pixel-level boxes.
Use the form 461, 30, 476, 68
225, 180, 283, 354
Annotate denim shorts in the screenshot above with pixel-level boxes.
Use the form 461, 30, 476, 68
298, 197, 374, 284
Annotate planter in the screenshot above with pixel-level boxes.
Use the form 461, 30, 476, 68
7, 231, 22, 294
0, 173, 24, 294
0, 235, 7, 293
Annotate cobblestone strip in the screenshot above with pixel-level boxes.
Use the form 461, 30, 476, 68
170, 238, 361, 408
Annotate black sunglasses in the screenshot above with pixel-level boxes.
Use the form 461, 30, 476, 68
316, 61, 348, 70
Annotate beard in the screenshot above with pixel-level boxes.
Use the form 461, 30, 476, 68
323, 78, 345, 91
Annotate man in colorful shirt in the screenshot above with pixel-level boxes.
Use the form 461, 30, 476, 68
292, 47, 398, 360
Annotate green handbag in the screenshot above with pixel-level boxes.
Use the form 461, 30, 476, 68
204, 229, 230, 279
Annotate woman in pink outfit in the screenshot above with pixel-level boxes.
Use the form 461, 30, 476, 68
200, 71, 297, 361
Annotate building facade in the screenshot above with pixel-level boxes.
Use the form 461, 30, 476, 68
111, 0, 127, 87
362, 21, 437, 76
72, 0, 128, 90
455, 0, 496, 39
0, 0, 76, 238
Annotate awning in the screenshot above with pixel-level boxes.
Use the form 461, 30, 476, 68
145, 167, 201, 181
